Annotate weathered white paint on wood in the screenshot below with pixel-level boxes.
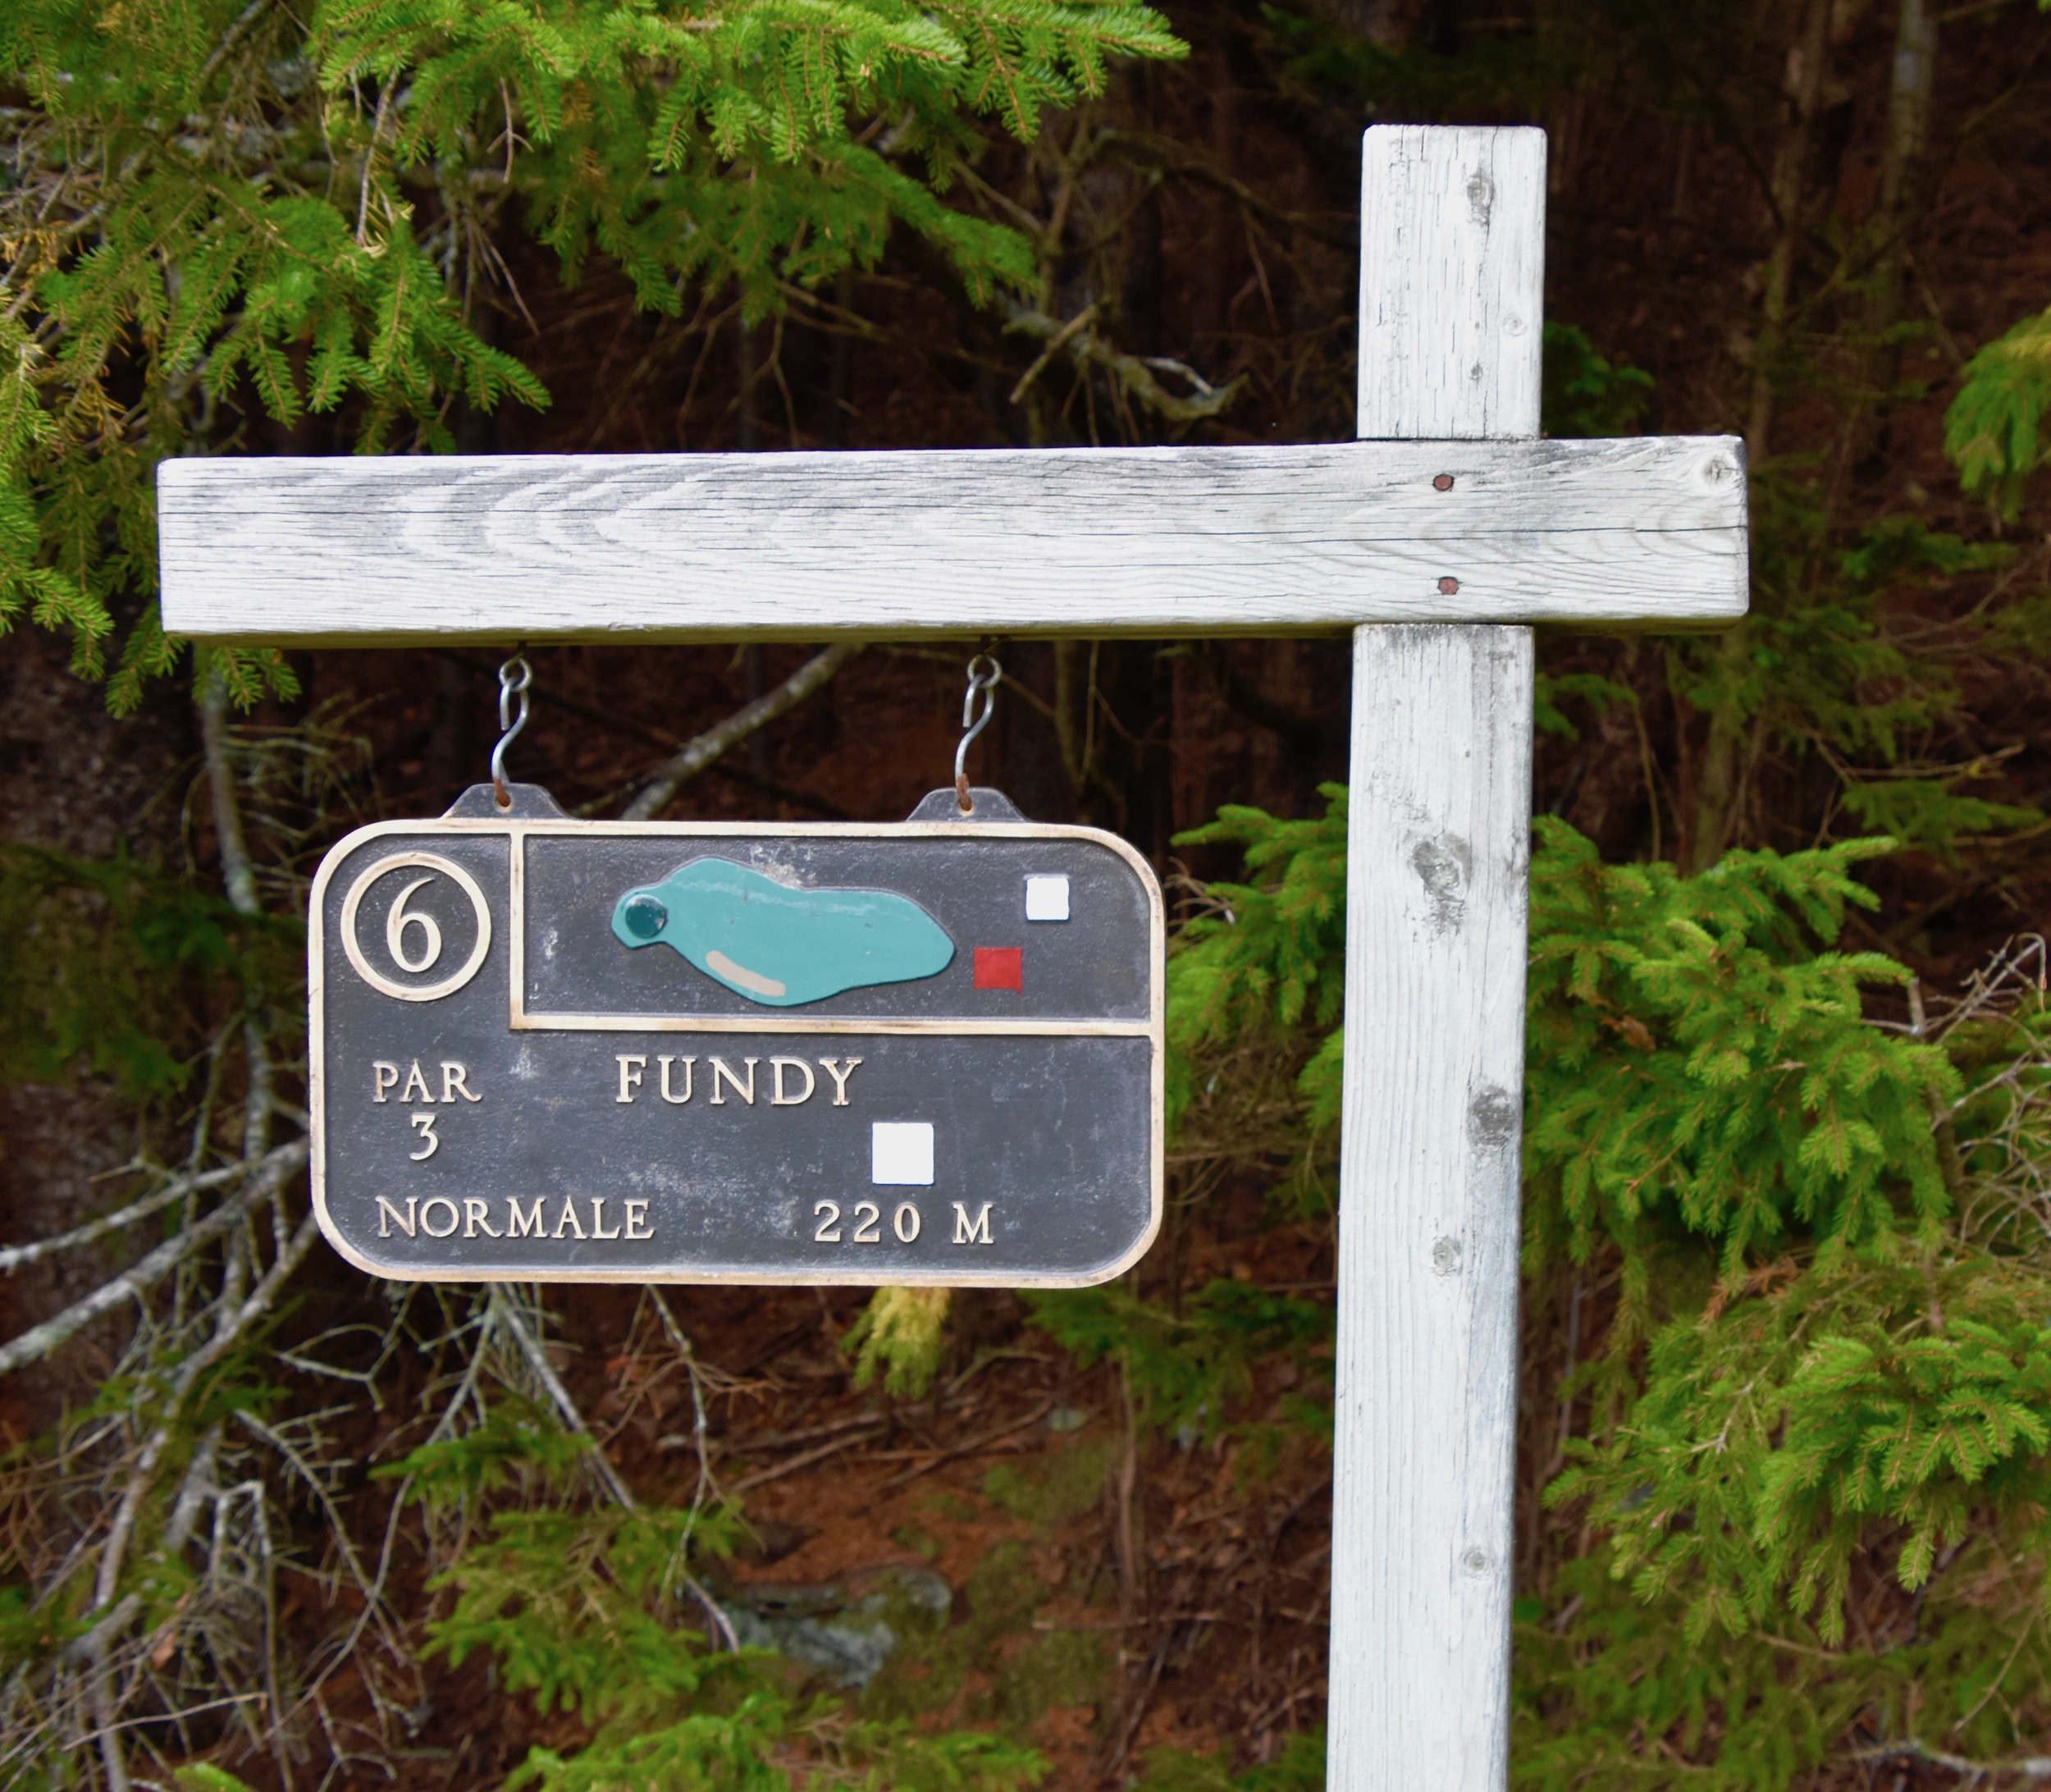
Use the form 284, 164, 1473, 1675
1359, 126, 1545, 441
1327, 124, 1545, 1792
1330, 625, 1532, 1791
156, 434, 1744, 643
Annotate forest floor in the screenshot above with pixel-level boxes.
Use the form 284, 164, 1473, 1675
255, 1224, 1336, 1788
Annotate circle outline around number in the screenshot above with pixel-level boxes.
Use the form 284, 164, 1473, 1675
340, 853, 492, 1002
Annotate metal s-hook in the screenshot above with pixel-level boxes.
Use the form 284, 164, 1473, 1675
953, 651, 1002, 814
491, 652, 533, 809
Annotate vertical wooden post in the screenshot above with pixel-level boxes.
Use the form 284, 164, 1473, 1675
1327, 126, 1544, 1790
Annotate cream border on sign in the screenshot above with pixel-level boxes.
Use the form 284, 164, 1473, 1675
305, 811, 1166, 1291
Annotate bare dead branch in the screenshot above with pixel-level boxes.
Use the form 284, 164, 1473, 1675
1855, 1738, 2051, 1779
486, 1287, 638, 1510
0, 1161, 248, 1274
199, 669, 262, 921
645, 1288, 725, 1511
91, 1209, 321, 1615
0, 1140, 308, 1378
1005, 304, 1245, 427
619, 642, 865, 821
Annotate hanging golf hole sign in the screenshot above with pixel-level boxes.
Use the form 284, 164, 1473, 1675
308, 653, 1165, 1287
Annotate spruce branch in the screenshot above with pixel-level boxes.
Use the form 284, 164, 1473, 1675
485, 1287, 739, 1650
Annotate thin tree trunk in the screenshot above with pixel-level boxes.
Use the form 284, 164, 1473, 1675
1684, 625, 1751, 874
1695, 0, 1834, 872
1747, 0, 1834, 461
1867, 0, 1939, 405
737, 298, 760, 452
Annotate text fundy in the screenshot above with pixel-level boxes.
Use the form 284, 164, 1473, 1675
161, 127, 1747, 1792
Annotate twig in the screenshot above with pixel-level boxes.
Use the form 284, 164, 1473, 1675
0, 1141, 308, 1378
1854, 1738, 2051, 1780
89, 1210, 321, 1615
728, 1410, 895, 1452
487, 1288, 638, 1510
871, 1397, 1055, 1493
1096, 1632, 1173, 1784
427, 650, 852, 819
485, 1291, 739, 1651
1004, 304, 1245, 427
645, 1289, 723, 1512
201, 674, 274, 1173
61, 1211, 319, 1787
726, 1423, 888, 1494
0, 1161, 249, 1274
196, 0, 274, 89
199, 670, 260, 919
619, 643, 864, 821
1010, 302, 1097, 404
234, 1410, 389, 1653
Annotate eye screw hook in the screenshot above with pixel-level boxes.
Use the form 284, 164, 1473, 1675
491, 651, 533, 810
953, 651, 1002, 816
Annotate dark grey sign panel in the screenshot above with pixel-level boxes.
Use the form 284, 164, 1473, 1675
309, 786, 1164, 1286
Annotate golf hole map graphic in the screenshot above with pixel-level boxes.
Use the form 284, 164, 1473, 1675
309, 785, 1165, 1286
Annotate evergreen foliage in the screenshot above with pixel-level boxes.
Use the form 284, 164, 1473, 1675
1157, 784, 2051, 1785
402, 1404, 1050, 1791
1025, 1278, 1332, 1447
0, 841, 297, 1099
1131, 1730, 1326, 1792
0, 0, 1181, 706
1523, 821, 1955, 1285
1165, 790, 1347, 1141
843, 1283, 952, 1398
1946, 305, 2051, 518
1679, 486, 2040, 863
8, 0, 2051, 1780
1542, 322, 1654, 439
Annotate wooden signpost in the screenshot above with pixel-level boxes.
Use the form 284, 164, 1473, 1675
160, 126, 1748, 1792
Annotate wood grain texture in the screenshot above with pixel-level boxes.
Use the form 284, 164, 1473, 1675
156, 435, 1744, 643
1329, 624, 1532, 1791
1359, 125, 1545, 440
1328, 122, 1551, 1792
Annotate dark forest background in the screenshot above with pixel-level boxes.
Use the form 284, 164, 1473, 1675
5, 0, 2051, 1785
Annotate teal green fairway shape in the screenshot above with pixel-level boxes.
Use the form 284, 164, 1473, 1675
610, 858, 955, 1007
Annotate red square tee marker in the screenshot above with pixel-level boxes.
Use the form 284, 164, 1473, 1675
974, 947, 1023, 991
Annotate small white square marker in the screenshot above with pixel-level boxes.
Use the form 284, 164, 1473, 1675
1025, 874, 1071, 921
871, 1122, 935, 1186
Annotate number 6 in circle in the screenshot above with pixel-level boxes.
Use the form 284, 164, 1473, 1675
340, 853, 492, 1002
386, 878, 444, 973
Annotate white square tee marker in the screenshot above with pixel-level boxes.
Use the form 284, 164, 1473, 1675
871, 1122, 935, 1186
1024, 875, 1070, 921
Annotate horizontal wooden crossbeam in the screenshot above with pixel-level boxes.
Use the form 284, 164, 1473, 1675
158, 433, 1746, 645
